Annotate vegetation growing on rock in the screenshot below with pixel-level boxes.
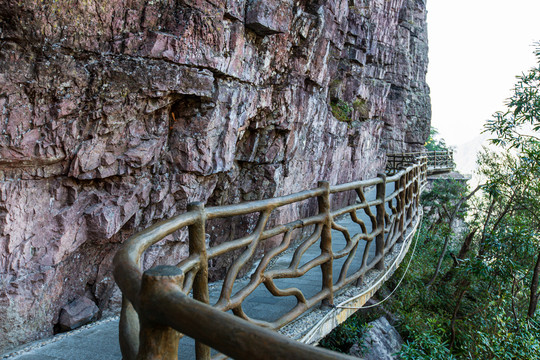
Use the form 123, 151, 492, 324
331, 100, 354, 123
330, 98, 370, 124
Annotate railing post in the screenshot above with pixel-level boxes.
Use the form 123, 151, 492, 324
397, 171, 406, 243
119, 297, 140, 360
187, 202, 211, 360
423, 157, 428, 184
137, 266, 184, 360
413, 166, 419, 219
407, 169, 413, 221
375, 173, 386, 270
318, 181, 334, 307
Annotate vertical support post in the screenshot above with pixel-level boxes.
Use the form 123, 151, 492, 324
404, 170, 410, 224
413, 167, 419, 219
425, 156, 428, 181
375, 173, 387, 270
137, 266, 184, 360
423, 157, 427, 184
187, 202, 211, 360
119, 296, 140, 360
418, 165, 422, 202
397, 172, 406, 243
407, 170, 413, 220
318, 181, 334, 308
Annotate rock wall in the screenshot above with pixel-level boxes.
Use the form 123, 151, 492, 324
349, 316, 403, 359
0, 0, 430, 351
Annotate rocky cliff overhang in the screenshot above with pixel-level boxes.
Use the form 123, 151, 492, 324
0, 0, 430, 351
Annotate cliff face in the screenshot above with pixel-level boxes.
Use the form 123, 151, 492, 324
0, 0, 430, 350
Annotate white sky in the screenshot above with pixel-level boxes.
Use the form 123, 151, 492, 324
427, 0, 540, 147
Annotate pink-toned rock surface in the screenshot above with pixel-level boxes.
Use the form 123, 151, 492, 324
0, 0, 430, 351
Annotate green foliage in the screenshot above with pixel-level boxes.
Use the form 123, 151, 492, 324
425, 127, 451, 152
399, 319, 456, 360
388, 157, 540, 358
385, 220, 458, 353
330, 98, 370, 123
331, 99, 354, 123
421, 178, 469, 221
323, 47, 540, 356
352, 98, 369, 119
484, 43, 540, 157
321, 151, 540, 358
474, 316, 540, 359
319, 314, 370, 354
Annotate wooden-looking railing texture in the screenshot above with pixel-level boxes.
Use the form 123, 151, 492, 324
113, 156, 428, 360
387, 150, 453, 174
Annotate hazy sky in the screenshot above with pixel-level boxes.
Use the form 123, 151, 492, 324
427, 1, 540, 147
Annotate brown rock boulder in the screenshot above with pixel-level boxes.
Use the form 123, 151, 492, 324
58, 297, 99, 332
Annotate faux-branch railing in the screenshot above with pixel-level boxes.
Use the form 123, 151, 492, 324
113, 156, 428, 360
387, 150, 453, 174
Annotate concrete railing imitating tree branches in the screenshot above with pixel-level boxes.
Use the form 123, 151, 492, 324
113, 155, 428, 360
387, 150, 454, 174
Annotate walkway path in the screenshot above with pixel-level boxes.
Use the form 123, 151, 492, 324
4, 185, 398, 360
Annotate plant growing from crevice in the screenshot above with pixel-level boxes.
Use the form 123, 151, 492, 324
330, 97, 370, 123
331, 99, 354, 123
353, 98, 370, 120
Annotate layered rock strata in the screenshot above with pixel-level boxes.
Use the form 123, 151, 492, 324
0, 0, 430, 350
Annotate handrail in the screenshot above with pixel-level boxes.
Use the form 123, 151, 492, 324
134, 265, 356, 360
114, 155, 428, 360
387, 150, 454, 174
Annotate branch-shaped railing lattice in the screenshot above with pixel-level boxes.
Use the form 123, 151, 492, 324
387, 150, 454, 174
114, 156, 428, 360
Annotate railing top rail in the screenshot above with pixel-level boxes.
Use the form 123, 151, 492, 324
114, 154, 428, 360
143, 266, 357, 360
114, 211, 200, 305
387, 150, 452, 156
206, 187, 325, 219
115, 158, 426, 297
116, 162, 423, 262
387, 151, 453, 174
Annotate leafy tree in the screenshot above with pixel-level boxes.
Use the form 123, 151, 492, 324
421, 178, 478, 287
484, 44, 540, 318
425, 127, 451, 152
321, 45, 540, 359
485, 44, 540, 157
394, 44, 540, 358
390, 155, 540, 358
